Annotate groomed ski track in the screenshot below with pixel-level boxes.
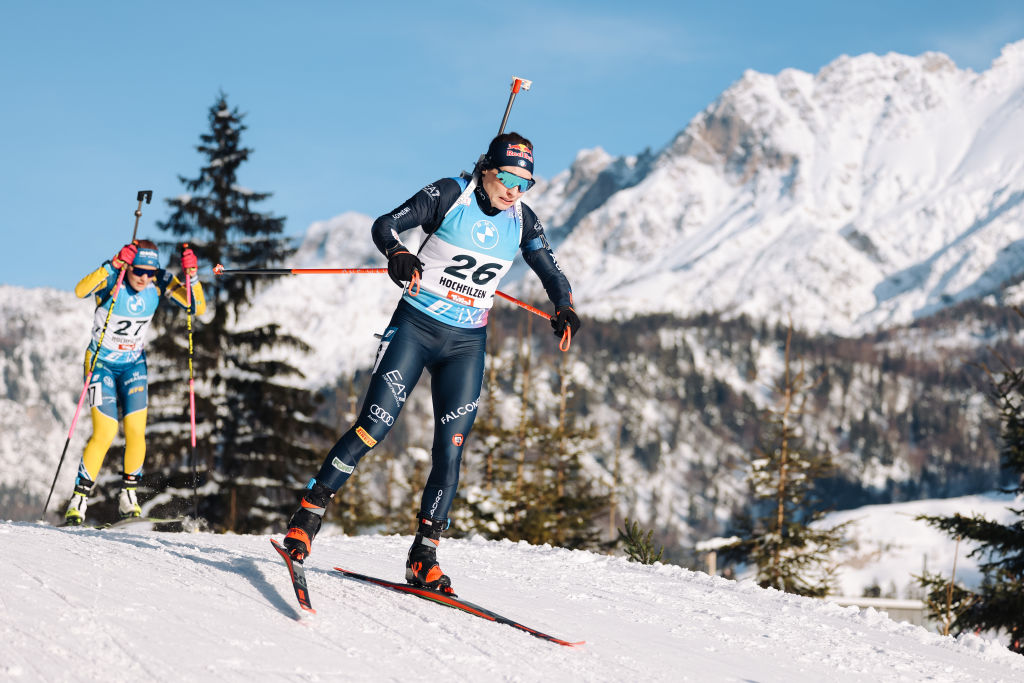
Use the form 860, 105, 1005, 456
1, 521, 1022, 682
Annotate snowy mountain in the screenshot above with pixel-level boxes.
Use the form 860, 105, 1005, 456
516, 42, 1024, 336
3, 521, 1023, 681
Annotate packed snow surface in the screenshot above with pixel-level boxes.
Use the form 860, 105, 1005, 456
1, 522, 1022, 682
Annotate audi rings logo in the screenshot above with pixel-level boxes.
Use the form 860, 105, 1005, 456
370, 404, 394, 426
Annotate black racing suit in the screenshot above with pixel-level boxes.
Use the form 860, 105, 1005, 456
312, 176, 572, 521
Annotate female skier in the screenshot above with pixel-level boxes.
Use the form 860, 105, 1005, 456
64, 240, 205, 525
282, 132, 580, 593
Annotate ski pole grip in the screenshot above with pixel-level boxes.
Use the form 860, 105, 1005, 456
137, 190, 153, 204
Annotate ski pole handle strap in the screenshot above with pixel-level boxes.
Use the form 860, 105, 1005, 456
551, 306, 579, 353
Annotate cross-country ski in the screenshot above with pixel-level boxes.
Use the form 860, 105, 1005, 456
333, 566, 584, 647
271, 538, 316, 613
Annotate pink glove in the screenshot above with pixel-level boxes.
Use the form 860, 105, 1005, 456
112, 243, 138, 269
181, 247, 198, 273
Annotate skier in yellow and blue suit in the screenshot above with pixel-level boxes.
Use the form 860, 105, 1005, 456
64, 239, 205, 525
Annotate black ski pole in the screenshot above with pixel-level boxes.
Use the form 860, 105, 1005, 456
42, 190, 152, 519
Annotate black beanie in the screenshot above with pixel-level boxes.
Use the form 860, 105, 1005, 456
485, 137, 534, 174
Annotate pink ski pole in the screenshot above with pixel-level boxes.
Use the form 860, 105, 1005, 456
185, 244, 199, 519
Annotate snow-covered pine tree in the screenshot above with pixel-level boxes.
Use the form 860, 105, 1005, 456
722, 323, 848, 597
917, 330, 1024, 652
144, 93, 331, 533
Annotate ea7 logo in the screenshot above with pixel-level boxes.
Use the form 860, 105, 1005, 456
383, 369, 407, 407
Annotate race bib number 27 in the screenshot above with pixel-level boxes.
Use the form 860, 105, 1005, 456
87, 381, 102, 408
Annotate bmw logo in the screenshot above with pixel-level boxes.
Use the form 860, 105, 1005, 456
471, 220, 499, 250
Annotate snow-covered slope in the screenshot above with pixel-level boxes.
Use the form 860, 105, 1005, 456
2, 522, 1022, 682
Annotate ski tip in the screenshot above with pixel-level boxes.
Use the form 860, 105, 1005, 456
271, 538, 294, 557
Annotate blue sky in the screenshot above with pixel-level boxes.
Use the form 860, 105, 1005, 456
3, 1, 1024, 290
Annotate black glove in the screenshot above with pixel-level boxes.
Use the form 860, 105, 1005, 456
387, 250, 423, 288
551, 305, 581, 338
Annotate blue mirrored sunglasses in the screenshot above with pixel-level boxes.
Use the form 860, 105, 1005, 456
495, 170, 536, 192
131, 266, 156, 277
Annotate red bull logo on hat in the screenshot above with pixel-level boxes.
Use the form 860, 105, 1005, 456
505, 143, 533, 163
486, 136, 535, 173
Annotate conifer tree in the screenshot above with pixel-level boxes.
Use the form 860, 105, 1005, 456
917, 340, 1024, 652
524, 351, 609, 549
722, 324, 848, 597
458, 329, 609, 551
145, 93, 331, 532
619, 518, 665, 564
